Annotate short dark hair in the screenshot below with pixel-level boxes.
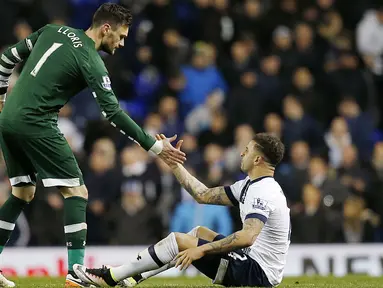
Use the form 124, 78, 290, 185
92, 3, 133, 28
253, 133, 285, 167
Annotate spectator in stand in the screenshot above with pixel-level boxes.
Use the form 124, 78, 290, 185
198, 143, 233, 187
356, 6, 383, 129
143, 0, 177, 49
258, 55, 284, 113
271, 26, 297, 79
276, 141, 310, 207
290, 67, 328, 123
324, 117, 352, 169
294, 23, 323, 74
157, 96, 183, 137
234, 0, 265, 50
282, 95, 324, 155
155, 159, 182, 234
309, 156, 349, 212
197, 110, 233, 148
337, 145, 369, 197
107, 182, 162, 245
200, 0, 235, 58
338, 98, 375, 161
179, 42, 227, 117
356, 6, 383, 77
120, 145, 162, 206
31, 185, 65, 246
228, 71, 265, 131
178, 133, 202, 169
264, 113, 283, 140
162, 70, 186, 98
291, 183, 338, 243
143, 113, 163, 138
334, 196, 380, 243
328, 53, 369, 110
365, 142, 383, 238
316, 0, 344, 45
186, 89, 225, 135
84, 138, 122, 244
265, 0, 299, 41
153, 28, 190, 76
222, 39, 257, 88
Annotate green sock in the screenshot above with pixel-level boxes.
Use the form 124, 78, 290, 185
64, 196, 87, 272
0, 194, 28, 253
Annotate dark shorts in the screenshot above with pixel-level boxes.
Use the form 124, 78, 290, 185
193, 235, 272, 287
0, 130, 83, 187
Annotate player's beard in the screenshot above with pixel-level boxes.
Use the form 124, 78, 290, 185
100, 42, 115, 55
240, 160, 246, 173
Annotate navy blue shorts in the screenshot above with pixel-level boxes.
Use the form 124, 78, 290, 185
192, 235, 272, 287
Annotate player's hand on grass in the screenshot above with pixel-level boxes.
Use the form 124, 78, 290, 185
174, 247, 205, 271
156, 134, 186, 166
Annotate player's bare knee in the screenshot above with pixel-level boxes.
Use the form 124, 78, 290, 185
12, 185, 36, 202
197, 226, 219, 242
195, 226, 206, 237
60, 185, 88, 199
173, 232, 198, 251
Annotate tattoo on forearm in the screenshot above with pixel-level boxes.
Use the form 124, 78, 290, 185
173, 166, 232, 206
204, 218, 264, 254
206, 233, 242, 254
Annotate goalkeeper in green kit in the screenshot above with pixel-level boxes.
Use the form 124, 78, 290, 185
0, 3, 186, 287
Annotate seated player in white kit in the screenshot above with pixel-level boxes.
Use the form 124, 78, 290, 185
74, 133, 291, 287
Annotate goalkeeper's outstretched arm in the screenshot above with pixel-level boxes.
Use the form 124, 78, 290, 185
79, 54, 185, 164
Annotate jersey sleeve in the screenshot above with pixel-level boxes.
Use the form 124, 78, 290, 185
78, 51, 158, 152
0, 26, 47, 96
243, 189, 276, 224
224, 178, 248, 207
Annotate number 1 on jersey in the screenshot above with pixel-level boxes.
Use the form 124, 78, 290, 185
30, 43, 63, 77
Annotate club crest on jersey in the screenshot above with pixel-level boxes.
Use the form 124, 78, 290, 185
252, 198, 267, 210
102, 76, 112, 90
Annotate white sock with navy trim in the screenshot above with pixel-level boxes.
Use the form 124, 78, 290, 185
110, 233, 179, 282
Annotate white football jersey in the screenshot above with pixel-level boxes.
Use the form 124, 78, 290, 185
224, 176, 291, 286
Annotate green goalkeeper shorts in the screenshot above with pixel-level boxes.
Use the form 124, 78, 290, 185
0, 130, 84, 187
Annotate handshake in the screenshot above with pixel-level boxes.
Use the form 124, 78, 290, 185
156, 133, 186, 168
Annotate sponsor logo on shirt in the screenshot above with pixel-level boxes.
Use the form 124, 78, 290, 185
102, 76, 112, 90
252, 198, 267, 210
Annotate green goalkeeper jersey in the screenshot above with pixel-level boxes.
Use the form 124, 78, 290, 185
0, 24, 156, 151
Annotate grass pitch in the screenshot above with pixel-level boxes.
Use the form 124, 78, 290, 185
8, 276, 383, 287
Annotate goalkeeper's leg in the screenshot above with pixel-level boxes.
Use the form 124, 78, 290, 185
0, 186, 34, 288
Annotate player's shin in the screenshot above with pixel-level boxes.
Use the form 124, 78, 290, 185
0, 194, 29, 253
141, 260, 176, 279
64, 197, 88, 273
110, 232, 179, 282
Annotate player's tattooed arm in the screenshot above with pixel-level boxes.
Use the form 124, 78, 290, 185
172, 164, 233, 206
200, 218, 264, 255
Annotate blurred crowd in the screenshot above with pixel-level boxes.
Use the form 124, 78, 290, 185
1, 0, 383, 246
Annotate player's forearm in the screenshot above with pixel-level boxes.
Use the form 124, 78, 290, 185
172, 165, 232, 205
199, 230, 253, 255
109, 110, 158, 152
172, 165, 209, 203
